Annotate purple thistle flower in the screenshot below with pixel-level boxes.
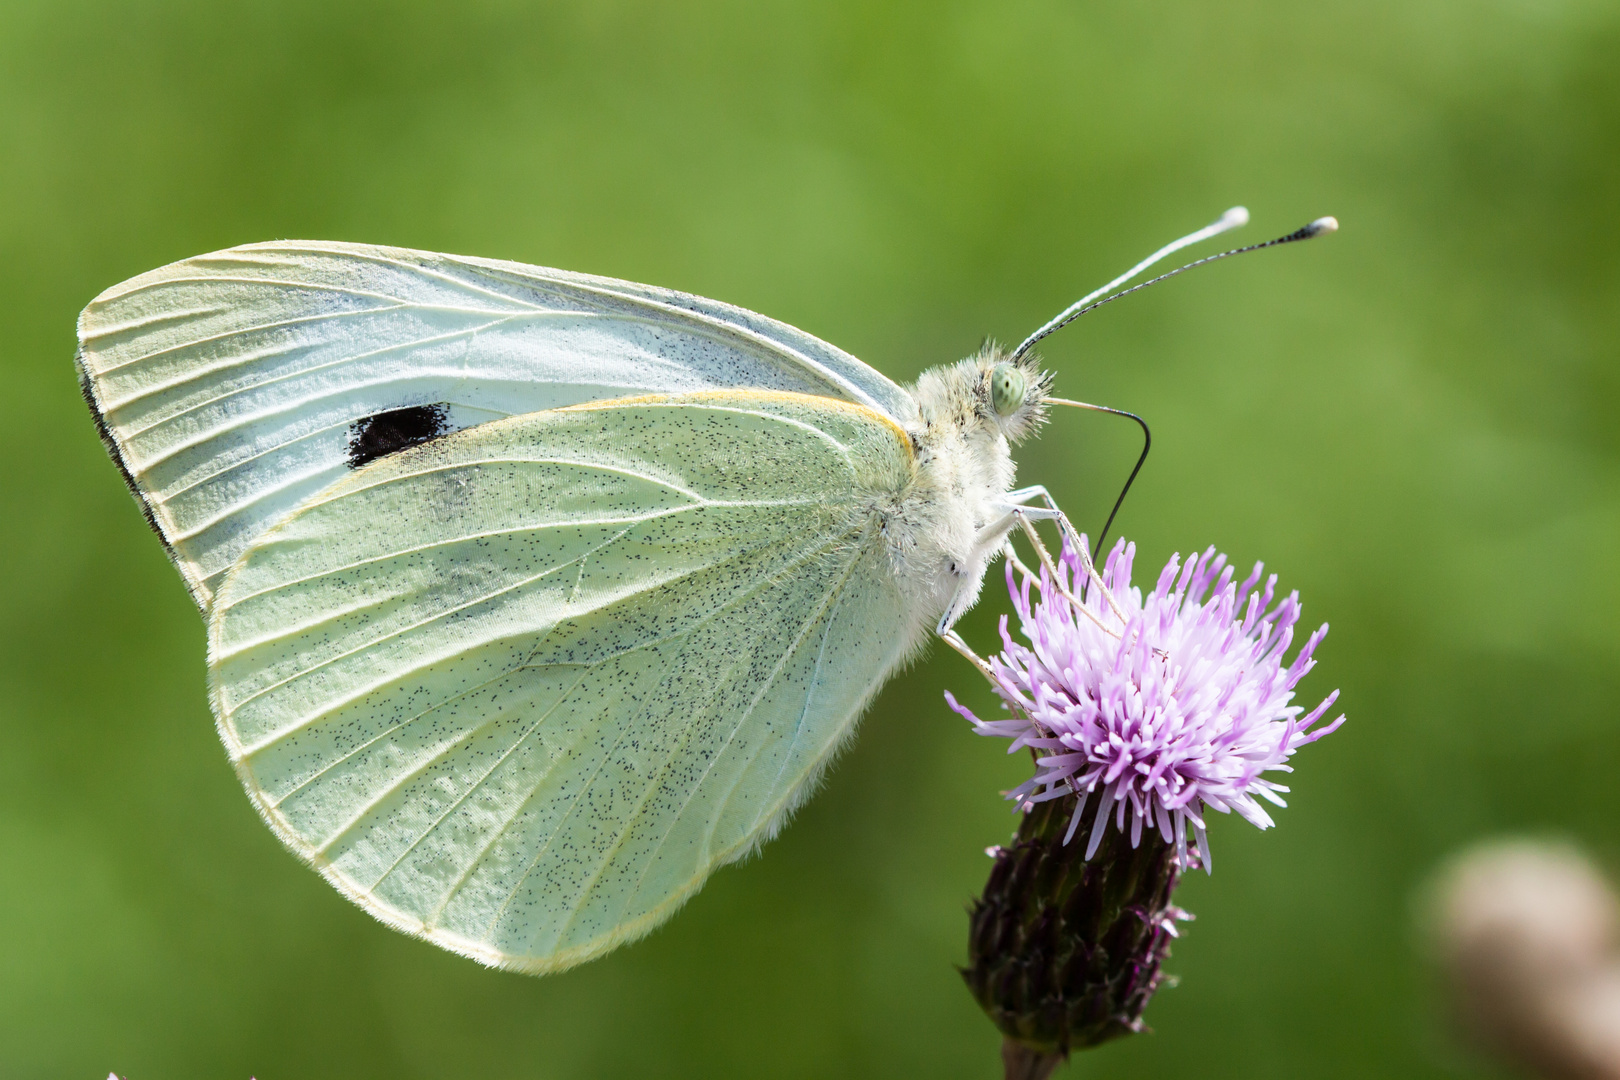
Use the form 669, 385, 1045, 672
949, 534, 1344, 872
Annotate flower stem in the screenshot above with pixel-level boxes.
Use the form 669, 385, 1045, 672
1001, 1039, 1066, 1080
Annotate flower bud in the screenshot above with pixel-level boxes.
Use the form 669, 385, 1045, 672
964, 790, 1184, 1071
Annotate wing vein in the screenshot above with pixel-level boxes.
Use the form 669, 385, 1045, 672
611, 534, 870, 920
226, 522, 671, 713
462, 535, 850, 944
311, 723, 490, 857
91, 304, 411, 381
213, 246, 558, 311
229, 515, 827, 759
222, 503, 795, 619
90, 274, 443, 315
118, 315, 525, 441
366, 664, 598, 896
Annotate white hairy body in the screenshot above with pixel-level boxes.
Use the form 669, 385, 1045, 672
883, 356, 1035, 642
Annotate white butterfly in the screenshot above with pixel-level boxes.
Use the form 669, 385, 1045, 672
76, 207, 1316, 973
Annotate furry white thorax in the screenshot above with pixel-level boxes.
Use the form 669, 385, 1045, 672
878, 346, 1051, 644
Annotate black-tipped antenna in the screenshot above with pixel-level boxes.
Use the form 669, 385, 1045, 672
1048, 398, 1150, 559
1011, 214, 1339, 362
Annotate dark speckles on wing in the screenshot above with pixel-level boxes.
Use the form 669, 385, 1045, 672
347, 404, 452, 468
211, 393, 918, 971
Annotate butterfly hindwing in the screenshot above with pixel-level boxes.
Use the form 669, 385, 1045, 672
208, 391, 919, 972
77, 242, 915, 610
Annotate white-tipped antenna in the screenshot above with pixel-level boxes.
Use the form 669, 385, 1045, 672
1012, 206, 1250, 360
1010, 209, 1338, 361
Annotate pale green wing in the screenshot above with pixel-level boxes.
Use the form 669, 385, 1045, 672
208, 391, 919, 972
77, 241, 917, 611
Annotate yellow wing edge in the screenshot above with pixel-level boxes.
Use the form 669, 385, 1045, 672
558, 388, 917, 469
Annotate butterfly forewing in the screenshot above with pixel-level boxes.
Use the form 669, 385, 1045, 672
208, 391, 917, 971
77, 242, 914, 610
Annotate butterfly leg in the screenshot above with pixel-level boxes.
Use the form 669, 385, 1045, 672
998, 485, 1093, 553
938, 624, 994, 678
937, 492, 1126, 675
935, 494, 1074, 675
1001, 484, 1054, 506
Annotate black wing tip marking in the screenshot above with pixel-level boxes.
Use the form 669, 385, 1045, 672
347, 404, 452, 469
75, 345, 174, 553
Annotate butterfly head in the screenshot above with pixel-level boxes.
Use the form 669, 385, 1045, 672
909, 343, 1052, 449
976, 343, 1053, 445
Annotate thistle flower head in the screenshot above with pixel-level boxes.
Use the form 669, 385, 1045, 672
949, 534, 1344, 872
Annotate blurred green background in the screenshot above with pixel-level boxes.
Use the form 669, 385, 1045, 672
2, 0, 1617, 1076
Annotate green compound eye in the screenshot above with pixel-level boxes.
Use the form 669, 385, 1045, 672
989, 363, 1026, 417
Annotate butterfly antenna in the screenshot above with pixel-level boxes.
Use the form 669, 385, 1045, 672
1047, 398, 1150, 559
1010, 211, 1338, 361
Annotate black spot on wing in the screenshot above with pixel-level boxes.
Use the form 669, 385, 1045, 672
347, 404, 451, 468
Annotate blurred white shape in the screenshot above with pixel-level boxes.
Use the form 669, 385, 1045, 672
1430, 840, 1620, 1080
